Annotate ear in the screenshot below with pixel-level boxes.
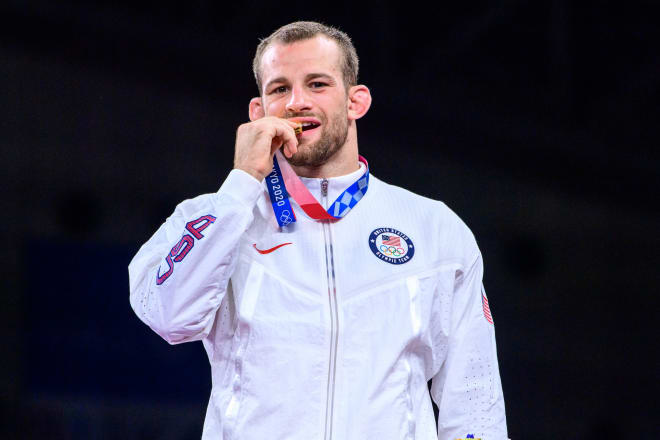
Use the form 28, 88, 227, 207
249, 97, 265, 121
347, 85, 372, 120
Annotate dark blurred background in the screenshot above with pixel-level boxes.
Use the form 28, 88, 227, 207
1, 1, 658, 439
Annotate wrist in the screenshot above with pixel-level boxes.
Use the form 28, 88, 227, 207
234, 165, 267, 182
218, 169, 264, 207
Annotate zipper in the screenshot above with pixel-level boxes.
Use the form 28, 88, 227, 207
321, 178, 339, 440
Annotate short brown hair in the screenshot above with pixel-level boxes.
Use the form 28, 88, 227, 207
252, 21, 359, 93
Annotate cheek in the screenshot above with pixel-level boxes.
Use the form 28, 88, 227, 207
265, 104, 280, 116
264, 98, 287, 116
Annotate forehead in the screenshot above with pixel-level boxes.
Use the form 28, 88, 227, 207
260, 36, 342, 83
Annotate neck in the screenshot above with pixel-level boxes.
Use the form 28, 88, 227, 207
290, 127, 360, 178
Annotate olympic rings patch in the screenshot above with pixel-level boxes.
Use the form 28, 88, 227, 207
368, 227, 414, 265
279, 209, 293, 226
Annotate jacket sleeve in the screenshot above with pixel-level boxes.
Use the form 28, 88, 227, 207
430, 252, 509, 440
129, 169, 263, 345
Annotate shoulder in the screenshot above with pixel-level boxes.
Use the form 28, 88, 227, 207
369, 174, 467, 225
168, 192, 220, 220
369, 175, 480, 263
369, 174, 447, 207
170, 169, 265, 219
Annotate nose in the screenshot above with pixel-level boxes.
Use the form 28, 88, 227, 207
285, 86, 311, 113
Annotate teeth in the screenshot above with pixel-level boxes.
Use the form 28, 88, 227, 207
294, 121, 319, 133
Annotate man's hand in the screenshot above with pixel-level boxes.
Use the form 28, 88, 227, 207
234, 117, 300, 181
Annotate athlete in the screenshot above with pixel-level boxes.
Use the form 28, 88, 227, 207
129, 21, 509, 440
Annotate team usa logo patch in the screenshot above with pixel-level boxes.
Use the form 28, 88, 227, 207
368, 227, 414, 265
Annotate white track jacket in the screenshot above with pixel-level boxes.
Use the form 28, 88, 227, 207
129, 165, 508, 440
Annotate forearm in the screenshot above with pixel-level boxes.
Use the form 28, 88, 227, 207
431, 253, 509, 440
129, 169, 263, 344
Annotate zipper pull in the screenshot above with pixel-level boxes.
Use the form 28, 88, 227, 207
321, 179, 328, 197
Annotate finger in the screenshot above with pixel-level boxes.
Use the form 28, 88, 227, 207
272, 122, 298, 157
283, 134, 298, 158
280, 118, 303, 136
270, 136, 283, 153
281, 118, 302, 129
282, 138, 298, 158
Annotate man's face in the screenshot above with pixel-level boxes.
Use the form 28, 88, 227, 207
258, 36, 350, 167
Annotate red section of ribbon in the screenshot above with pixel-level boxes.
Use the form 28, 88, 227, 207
299, 202, 335, 220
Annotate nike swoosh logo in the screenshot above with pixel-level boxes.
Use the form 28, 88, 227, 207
253, 242, 292, 254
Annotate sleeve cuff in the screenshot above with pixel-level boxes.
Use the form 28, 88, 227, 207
217, 169, 264, 207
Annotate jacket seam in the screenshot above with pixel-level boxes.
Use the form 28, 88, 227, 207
237, 254, 325, 303
341, 261, 464, 306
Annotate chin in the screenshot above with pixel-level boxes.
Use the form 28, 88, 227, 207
288, 145, 337, 168
288, 122, 348, 168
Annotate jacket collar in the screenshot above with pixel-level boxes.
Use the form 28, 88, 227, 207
299, 162, 366, 208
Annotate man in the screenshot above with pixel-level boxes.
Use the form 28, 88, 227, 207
129, 22, 509, 440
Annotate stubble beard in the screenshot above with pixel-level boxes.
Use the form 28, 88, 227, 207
285, 108, 349, 168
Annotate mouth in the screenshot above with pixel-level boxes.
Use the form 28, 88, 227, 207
289, 117, 321, 135
300, 121, 321, 132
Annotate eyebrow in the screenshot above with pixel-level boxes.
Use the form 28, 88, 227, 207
305, 73, 335, 83
264, 73, 336, 91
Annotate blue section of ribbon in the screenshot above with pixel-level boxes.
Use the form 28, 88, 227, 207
265, 157, 296, 227
326, 167, 369, 218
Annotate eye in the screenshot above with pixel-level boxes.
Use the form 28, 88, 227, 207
310, 81, 328, 89
270, 85, 288, 95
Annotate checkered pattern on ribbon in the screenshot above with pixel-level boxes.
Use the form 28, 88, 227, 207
331, 174, 369, 217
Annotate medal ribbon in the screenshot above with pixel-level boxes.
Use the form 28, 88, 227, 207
266, 150, 369, 227
265, 153, 297, 227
